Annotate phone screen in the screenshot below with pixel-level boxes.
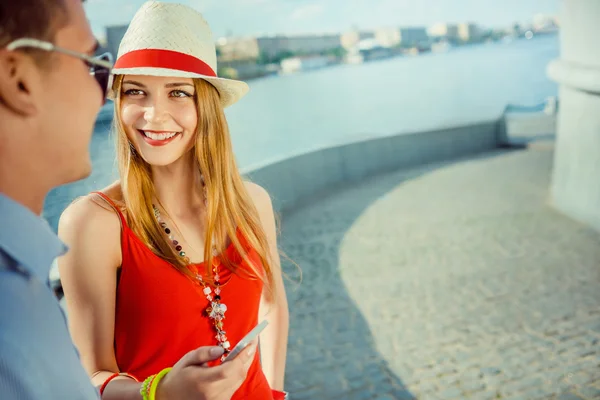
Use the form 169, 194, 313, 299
222, 320, 269, 362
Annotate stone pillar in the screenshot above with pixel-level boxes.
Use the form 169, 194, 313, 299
547, 0, 600, 231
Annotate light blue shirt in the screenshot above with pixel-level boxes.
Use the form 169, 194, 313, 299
0, 193, 99, 399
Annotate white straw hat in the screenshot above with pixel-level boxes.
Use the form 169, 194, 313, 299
109, 1, 249, 107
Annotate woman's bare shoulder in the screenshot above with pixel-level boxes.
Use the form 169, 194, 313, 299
243, 181, 272, 210
59, 180, 124, 238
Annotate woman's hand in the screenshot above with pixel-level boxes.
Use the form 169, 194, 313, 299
156, 342, 257, 400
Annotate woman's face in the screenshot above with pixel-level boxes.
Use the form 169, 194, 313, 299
120, 75, 198, 167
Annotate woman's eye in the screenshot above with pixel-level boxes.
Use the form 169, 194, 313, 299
170, 90, 193, 98
123, 89, 144, 96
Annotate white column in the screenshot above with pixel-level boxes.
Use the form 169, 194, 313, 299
547, 0, 600, 231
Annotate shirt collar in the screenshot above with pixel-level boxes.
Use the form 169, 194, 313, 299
0, 193, 67, 280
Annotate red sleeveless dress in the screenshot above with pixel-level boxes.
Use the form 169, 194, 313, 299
94, 192, 275, 399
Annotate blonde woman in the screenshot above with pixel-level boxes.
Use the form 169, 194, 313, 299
58, 2, 289, 399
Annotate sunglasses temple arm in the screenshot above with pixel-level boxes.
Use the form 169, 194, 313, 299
51, 47, 113, 69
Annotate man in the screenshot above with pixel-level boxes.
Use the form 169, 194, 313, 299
0, 0, 105, 398
0, 0, 254, 398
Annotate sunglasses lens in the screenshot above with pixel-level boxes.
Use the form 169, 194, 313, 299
94, 68, 109, 100
90, 53, 113, 104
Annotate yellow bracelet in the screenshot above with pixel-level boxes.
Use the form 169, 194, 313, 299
149, 367, 172, 400
140, 374, 155, 400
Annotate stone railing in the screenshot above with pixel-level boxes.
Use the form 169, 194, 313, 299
243, 119, 504, 213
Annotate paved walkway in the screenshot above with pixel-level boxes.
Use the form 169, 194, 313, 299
280, 143, 600, 400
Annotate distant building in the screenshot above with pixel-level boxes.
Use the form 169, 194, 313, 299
374, 28, 401, 48
428, 23, 459, 40
94, 41, 110, 57
458, 23, 482, 42
257, 35, 342, 59
398, 27, 429, 46
340, 31, 375, 50
106, 25, 128, 59
216, 37, 260, 62
217, 60, 271, 80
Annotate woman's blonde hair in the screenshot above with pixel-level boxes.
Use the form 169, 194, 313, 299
112, 75, 275, 298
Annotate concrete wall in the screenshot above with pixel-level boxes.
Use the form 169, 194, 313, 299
547, 0, 600, 231
243, 120, 502, 213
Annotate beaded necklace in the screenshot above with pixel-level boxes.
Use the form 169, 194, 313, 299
152, 179, 230, 359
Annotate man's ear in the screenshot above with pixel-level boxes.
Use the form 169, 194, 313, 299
0, 50, 42, 116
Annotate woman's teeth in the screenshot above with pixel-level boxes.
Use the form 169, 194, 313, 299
143, 131, 178, 140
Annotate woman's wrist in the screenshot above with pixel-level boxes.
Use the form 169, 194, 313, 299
140, 368, 172, 400
99, 372, 139, 398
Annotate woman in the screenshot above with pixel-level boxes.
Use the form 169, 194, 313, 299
58, 2, 289, 399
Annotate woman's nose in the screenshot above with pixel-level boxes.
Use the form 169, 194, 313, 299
143, 97, 169, 125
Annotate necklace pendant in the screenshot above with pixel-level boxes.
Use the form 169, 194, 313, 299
216, 332, 228, 342
208, 304, 218, 319
208, 301, 227, 320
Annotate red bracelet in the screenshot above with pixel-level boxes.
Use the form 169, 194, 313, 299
100, 372, 139, 396
99, 373, 119, 396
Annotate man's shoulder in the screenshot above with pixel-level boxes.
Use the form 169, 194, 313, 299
0, 328, 99, 399
0, 269, 67, 353
0, 331, 47, 399
0, 273, 99, 399
0, 268, 67, 338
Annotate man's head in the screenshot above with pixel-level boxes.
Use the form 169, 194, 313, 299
0, 0, 101, 211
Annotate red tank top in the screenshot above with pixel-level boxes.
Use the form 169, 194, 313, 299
94, 192, 274, 399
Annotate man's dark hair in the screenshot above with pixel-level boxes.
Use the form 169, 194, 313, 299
0, 0, 71, 48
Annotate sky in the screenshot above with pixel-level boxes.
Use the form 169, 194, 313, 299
84, 0, 559, 40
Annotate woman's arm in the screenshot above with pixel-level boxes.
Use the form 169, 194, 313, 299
247, 182, 290, 391
58, 195, 143, 399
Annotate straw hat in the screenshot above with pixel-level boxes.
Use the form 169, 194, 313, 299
109, 1, 249, 107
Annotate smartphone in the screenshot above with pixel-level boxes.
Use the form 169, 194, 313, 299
222, 320, 269, 362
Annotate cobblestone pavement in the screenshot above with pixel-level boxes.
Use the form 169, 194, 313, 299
280, 144, 600, 400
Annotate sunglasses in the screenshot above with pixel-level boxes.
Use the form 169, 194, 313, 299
5, 38, 114, 104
